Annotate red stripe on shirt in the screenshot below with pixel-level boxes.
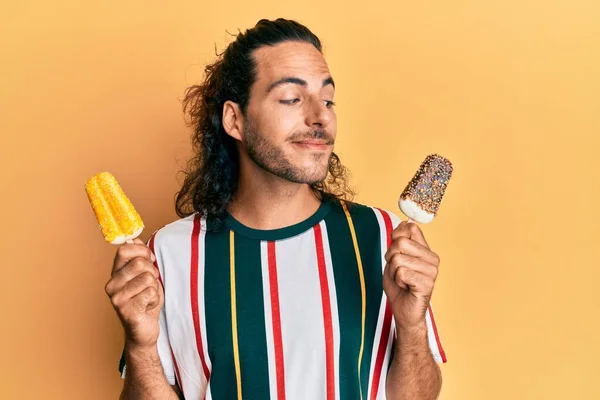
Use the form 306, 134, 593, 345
370, 209, 394, 400
314, 223, 335, 400
370, 302, 393, 400
267, 241, 286, 400
428, 305, 447, 363
191, 214, 211, 381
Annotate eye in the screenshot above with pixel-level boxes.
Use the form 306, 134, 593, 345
279, 98, 300, 105
324, 100, 336, 108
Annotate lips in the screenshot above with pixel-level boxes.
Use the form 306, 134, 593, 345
292, 140, 332, 150
294, 140, 328, 145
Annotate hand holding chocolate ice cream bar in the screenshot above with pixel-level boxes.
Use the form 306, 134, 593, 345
398, 154, 453, 223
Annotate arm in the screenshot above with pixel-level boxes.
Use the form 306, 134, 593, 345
105, 239, 182, 400
386, 324, 442, 400
120, 343, 182, 400
383, 221, 444, 399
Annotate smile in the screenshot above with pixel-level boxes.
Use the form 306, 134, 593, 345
292, 140, 332, 150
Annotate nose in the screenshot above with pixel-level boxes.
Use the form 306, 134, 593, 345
305, 96, 333, 129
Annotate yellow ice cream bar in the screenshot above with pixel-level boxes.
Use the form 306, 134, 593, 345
85, 172, 144, 244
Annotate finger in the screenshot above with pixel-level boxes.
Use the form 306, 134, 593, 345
395, 266, 434, 297
384, 262, 408, 291
391, 221, 429, 248
110, 271, 159, 307
113, 243, 156, 274
391, 221, 410, 239
405, 222, 429, 248
387, 253, 438, 280
131, 285, 161, 314
385, 237, 439, 266
106, 257, 159, 297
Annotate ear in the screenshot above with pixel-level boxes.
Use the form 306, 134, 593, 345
222, 100, 244, 141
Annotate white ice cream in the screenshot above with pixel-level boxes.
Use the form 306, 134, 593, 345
110, 226, 144, 245
398, 198, 435, 224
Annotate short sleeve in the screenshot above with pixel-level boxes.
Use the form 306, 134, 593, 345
119, 310, 176, 384
118, 233, 176, 384
376, 208, 447, 364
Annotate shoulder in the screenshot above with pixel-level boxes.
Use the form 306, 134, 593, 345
328, 199, 402, 230
148, 213, 206, 250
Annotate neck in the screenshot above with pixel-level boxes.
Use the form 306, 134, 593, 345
227, 164, 322, 231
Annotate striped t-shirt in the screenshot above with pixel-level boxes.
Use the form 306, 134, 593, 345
119, 199, 446, 399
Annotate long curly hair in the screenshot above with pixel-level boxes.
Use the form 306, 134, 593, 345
175, 18, 354, 223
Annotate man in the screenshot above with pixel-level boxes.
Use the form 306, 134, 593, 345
106, 18, 446, 400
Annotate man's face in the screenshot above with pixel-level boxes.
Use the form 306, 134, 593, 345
241, 41, 337, 184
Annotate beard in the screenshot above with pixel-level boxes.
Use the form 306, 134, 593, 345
243, 120, 334, 185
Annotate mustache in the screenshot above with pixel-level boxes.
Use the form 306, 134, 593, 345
288, 129, 335, 145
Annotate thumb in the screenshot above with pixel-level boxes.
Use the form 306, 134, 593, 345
133, 286, 160, 314
132, 238, 145, 245
147, 282, 164, 316
383, 262, 408, 294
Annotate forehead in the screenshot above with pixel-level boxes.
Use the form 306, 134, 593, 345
252, 41, 331, 87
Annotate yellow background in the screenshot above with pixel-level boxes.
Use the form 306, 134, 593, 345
1, 1, 599, 399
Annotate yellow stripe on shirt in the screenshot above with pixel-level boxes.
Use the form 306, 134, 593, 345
230, 230, 243, 400
341, 200, 367, 400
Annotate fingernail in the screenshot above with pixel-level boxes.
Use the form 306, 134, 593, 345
151, 253, 156, 262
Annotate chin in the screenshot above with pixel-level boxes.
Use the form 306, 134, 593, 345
267, 152, 331, 184
299, 164, 330, 184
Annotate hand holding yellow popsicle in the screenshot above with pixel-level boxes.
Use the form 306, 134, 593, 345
86, 172, 163, 352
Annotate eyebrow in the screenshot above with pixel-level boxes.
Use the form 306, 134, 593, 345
266, 76, 335, 93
